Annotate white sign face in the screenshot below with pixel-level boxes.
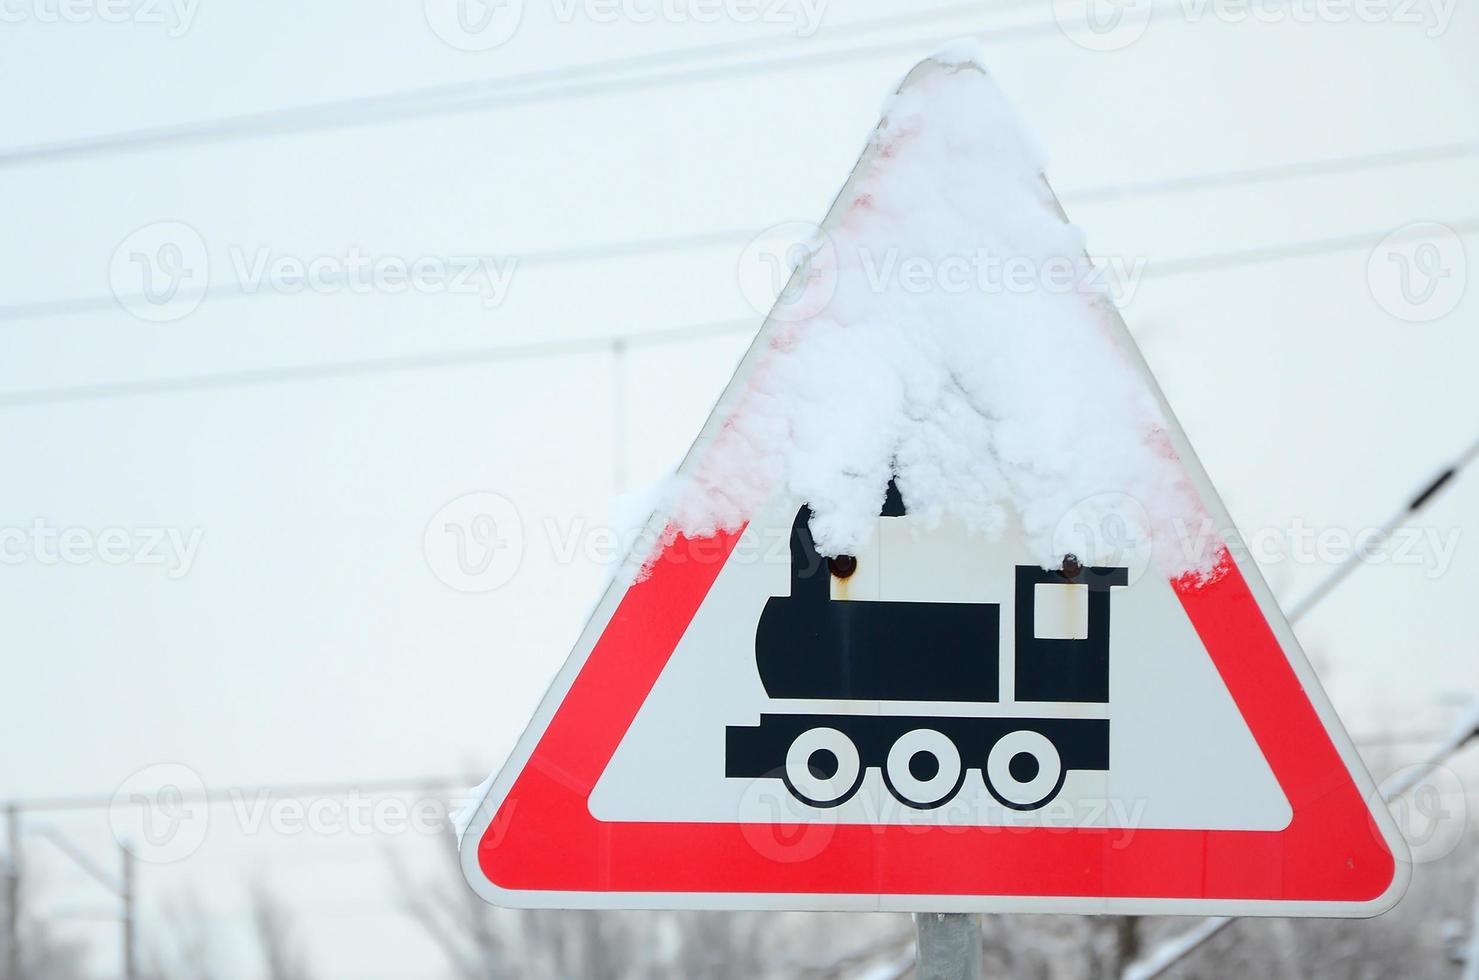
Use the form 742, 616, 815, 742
589, 500, 1291, 836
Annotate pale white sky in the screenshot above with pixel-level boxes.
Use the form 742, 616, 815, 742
1, 1, 1476, 976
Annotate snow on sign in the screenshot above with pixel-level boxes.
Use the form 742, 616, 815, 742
456, 50, 1409, 916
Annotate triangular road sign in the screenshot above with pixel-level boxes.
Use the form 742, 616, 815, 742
458, 54, 1408, 916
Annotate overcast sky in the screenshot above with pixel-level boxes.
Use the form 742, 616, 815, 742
1, 1, 1476, 976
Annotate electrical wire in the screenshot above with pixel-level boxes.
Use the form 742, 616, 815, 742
0, 0, 1048, 169
2, 142, 1472, 324
2, 218, 1475, 408
1285, 434, 1479, 622
0, 227, 755, 322
0, 318, 753, 409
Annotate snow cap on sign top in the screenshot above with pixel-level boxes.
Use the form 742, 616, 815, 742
662, 54, 1209, 578
929, 36, 989, 69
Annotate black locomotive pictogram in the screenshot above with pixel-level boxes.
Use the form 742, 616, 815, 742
725, 482, 1127, 811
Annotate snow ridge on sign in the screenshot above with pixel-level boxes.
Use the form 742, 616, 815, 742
663, 57, 1204, 574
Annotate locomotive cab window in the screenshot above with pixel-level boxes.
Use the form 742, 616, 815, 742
1033, 583, 1088, 640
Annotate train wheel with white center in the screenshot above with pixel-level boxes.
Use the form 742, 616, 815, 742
985, 729, 1065, 810
883, 728, 965, 809
782, 727, 863, 808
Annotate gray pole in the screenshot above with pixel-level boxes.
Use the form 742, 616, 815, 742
4, 805, 18, 980
121, 842, 137, 980
914, 912, 983, 980
1460, 873, 1479, 980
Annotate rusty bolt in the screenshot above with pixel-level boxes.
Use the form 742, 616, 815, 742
1060, 554, 1083, 579
828, 555, 858, 579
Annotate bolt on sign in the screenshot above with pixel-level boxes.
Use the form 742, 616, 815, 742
456, 53, 1408, 916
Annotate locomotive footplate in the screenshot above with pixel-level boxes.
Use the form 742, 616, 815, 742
726, 713, 1108, 811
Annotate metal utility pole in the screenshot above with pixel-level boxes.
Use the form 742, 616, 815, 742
121, 842, 137, 980
1460, 874, 1479, 980
4, 805, 18, 980
30, 824, 138, 980
915, 912, 983, 980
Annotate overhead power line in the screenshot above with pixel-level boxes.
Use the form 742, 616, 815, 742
6, 0, 1375, 169
1069, 141, 1479, 203
2, 141, 1472, 325
1285, 433, 1479, 621
5, 775, 478, 813
0, 227, 754, 322
0, 0, 1048, 169
0, 318, 754, 409
1151, 217, 1479, 278
2, 217, 1474, 409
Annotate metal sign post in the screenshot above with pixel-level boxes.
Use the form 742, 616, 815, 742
915, 912, 983, 980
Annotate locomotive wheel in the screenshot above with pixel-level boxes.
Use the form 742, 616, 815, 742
782, 727, 863, 808
882, 729, 964, 809
984, 730, 1065, 810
